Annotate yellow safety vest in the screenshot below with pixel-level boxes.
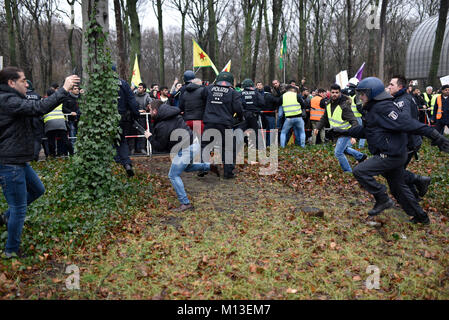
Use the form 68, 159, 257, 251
350, 95, 362, 118
282, 92, 302, 117
43, 104, 65, 123
423, 93, 432, 105
431, 94, 440, 116
327, 103, 351, 130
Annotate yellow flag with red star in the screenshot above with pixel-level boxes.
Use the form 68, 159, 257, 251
131, 54, 142, 88
193, 39, 219, 75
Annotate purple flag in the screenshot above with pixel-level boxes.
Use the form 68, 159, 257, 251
355, 62, 365, 81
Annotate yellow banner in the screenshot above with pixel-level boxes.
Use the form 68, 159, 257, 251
193, 39, 219, 75
131, 55, 142, 88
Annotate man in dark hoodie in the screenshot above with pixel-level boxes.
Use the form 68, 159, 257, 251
0, 67, 79, 258
179, 78, 206, 135
144, 100, 219, 212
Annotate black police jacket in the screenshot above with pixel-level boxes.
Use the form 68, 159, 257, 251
0, 84, 69, 164
203, 84, 243, 127
240, 88, 264, 113
393, 89, 422, 151
118, 79, 140, 121
262, 92, 281, 112
150, 104, 193, 152
346, 98, 435, 157
179, 83, 206, 121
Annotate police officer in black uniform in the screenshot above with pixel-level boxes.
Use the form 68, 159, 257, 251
388, 75, 431, 200
114, 69, 140, 177
240, 79, 265, 149
202, 72, 243, 179
334, 77, 449, 224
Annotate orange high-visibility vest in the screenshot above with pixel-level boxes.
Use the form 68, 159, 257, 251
436, 95, 444, 120
310, 96, 325, 121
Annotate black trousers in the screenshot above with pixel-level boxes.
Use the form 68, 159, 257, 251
436, 121, 449, 135
202, 123, 238, 177
114, 122, 132, 166
46, 130, 73, 156
403, 148, 420, 199
353, 153, 426, 218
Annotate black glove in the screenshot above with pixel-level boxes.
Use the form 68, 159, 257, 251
329, 127, 349, 137
430, 130, 449, 153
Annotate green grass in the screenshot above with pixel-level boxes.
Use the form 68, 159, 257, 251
1, 139, 449, 299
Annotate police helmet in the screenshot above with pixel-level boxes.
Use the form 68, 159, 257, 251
183, 70, 195, 83
216, 72, 234, 87
242, 79, 254, 88
356, 77, 392, 101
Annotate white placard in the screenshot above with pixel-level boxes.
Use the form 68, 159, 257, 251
336, 70, 349, 88
0, 56, 3, 70
440, 75, 449, 86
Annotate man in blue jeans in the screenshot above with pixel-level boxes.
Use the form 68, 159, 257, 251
280, 85, 307, 148
144, 100, 219, 212
0, 66, 79, 259
313, 84, 366, 172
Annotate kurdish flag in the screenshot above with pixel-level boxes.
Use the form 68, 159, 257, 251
222, 60, 231, 72
193, 39, 219, 75
131, 54, 142, 88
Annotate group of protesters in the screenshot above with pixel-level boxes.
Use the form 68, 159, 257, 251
1, 63, 449, 259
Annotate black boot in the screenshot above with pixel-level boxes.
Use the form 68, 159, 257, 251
409, 213, 430, 225
415, 176, 431, 198
124, 164, 134, 177
368, 194, 394, 216
0, 212, 7, 227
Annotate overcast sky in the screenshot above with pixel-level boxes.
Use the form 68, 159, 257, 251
57, 0, 181, 32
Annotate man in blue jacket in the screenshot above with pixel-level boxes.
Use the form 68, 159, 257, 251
0, 67, 79, 258
335, 77, 449, 224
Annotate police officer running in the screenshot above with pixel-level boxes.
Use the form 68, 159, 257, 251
387, 75, 431, 200
334, 77, 449, 224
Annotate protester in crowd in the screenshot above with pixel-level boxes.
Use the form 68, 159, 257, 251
132, 82, 153, 154
143, 100, 219, 212
0, 66, 79, 259
310, 88, 327, 145
313, 84, 366, 172
159, 86, 174, 106
179, 78, 206, 135
62, 84, 81, 150
150, 84, 159, 100
261, 85, 281, 146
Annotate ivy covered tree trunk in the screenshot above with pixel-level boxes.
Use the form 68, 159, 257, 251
69, 0, 122, 201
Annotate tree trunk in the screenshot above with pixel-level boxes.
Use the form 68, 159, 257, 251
12, 0, 32, 79
241, 0, 256, 79
367, 0, 380, 76
180, 11, 187, 73
207, 0, 218, 80
5, 0, 16, 66
264, 0, 283, 82
251, 0, 265, 80
378, 0, 388, 81
127, 0, 141, 83
82, 0, 109, 83
68, 0, 76, 71
113, 0, 128, 80
428, 0, 449, 87
156, 0, 165, 85
297, 0, 306, 82
346, 0, 353, 76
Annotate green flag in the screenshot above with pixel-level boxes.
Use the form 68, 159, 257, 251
280, 33, 287, 70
